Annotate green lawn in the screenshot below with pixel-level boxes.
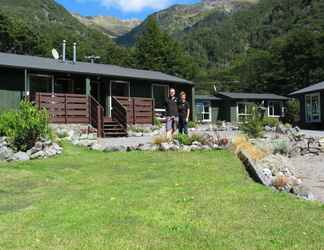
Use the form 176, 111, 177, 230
0, 145, 324, 249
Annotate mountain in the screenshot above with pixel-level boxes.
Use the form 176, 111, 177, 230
117, 0, 258, 46
0, 0, 130, 65
73, 13, 141, 38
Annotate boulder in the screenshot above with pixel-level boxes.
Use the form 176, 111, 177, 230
12, 152, 30, 161
181, 145, 191, 152
292, 185, 315, 201
0, 146, 14, 161
91, 143, 106, 151
30, 150, 46, 159
160, 143, 172, 151
104, 145, 127, 152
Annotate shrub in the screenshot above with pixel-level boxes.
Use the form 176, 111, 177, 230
188, 121, 198, 128
271, 139, 289, 155
153, 117, 162, 128
0, 100, 50, 151
175, 133, 192, 145
262, 117, 280, 127
239, 106, 264, 138
284, 99, 300, 125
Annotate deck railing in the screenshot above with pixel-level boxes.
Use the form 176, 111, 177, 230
114, 96, 154, 124
111, 96, 128, 129
34, 92, 104, 137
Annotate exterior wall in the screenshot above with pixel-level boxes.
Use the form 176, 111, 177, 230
297, 91, 324, 129
0, 68, 25, 110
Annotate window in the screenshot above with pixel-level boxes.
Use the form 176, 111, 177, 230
29, 74, 52, 94
237, 102, 253, 122
268, 101, 282, 117
111, 80, 130, 97
152, 84, 168, 110
196, 101, 211, 122
305, 93, 321, 123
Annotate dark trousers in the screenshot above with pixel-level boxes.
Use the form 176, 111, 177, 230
178, 118, 188, 134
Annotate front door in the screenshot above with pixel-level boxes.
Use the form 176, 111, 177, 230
111, 80, 130, 97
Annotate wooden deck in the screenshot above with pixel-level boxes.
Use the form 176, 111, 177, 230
33, 92, 154, 137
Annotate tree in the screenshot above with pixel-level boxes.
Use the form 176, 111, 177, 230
134, 17, 197, 79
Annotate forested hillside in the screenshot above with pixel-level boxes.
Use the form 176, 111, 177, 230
178, 0, 324, 94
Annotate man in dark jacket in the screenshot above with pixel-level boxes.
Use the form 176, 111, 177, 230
165, 88, 178, 139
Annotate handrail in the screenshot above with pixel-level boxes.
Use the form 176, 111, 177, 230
88, 95, 104, 137
112, 96, 128, 129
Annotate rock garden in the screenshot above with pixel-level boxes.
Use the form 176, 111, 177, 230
234, 109, 324, 202
0, 101, 62, 162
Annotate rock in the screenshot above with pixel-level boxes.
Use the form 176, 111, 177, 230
264, 125, 274, 132
181, 145, 191, 152
0, 146, 14, 161
104, 145, 127, 152
173, 140, 181, 147
170, 145, 180, 151
276, 124, 288, 134
292, 185, 315, 201
192, 141, 201, 146
30, 150, 46, 159
91, 143, 106, 151
160, 143, 172, 151
256, 168, 273, 186
137, 144, 158, 151
201, 145, 212, 150
12, 152, 30, 161
44, 146, 59, 157
190, 145, 201, 151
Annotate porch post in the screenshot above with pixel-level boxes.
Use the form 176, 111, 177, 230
24, 69, 29, 98
51, 75, 55, 96
107, 80, 112, 117
191, 86, 196, 122
86, 78, 91, 96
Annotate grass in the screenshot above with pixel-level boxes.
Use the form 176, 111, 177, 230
0, 144, 324, 249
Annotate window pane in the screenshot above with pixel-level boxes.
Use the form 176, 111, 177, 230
153, 85, 168, 109
238, 104, 245, 114
203, 114, 210, 120
29, 75, 51, 93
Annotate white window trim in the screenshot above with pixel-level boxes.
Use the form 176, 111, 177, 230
268, 101, 282, 117
237, 102, 253, 122
305, 92, 321, 123
197, 101, 212, 122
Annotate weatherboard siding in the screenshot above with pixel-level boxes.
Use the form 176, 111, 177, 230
0, 68, 24, 110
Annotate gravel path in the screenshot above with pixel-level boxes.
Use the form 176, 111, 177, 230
301, 130, 324, 138
290, 155, 324, 202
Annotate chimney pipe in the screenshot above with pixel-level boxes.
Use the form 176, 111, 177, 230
62, 40, 66, 62
73, 42, 77, 64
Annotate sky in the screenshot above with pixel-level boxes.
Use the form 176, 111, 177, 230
55, 0, 200, 20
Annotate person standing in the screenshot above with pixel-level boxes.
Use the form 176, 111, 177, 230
178, 91, 190, 134
165, 88, 178, 139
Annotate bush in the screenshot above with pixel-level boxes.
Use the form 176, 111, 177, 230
284, 99, 300, 124
239, 106, 264, 138
262, 117, 280, 127
0, 100, 50, 151
175, 133, 192, 145
271, 139, 289, 155
153, 117, 162, 128
188, 121, 198, 128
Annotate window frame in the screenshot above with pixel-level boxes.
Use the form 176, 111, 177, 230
237, 102, 254, 123
268, 101, 282, 117
305, 92, 321, 123
196, 101, 212, 122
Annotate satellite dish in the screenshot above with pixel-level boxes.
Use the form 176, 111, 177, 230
52, 49, 59, 60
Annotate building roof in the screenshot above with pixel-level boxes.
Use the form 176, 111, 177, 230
289, 81, 324, 95
0, 52, 192, 85
217, 92, 289, 100
195, 95, 222, 101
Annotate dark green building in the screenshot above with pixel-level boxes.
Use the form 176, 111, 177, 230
195, 92, 288, 124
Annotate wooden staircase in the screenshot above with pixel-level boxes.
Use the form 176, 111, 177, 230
103, 117, 127, 137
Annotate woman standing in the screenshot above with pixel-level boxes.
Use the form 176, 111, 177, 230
178, 91, 190, 134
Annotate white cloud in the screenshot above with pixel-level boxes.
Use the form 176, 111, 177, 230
78, 0, 170, 12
